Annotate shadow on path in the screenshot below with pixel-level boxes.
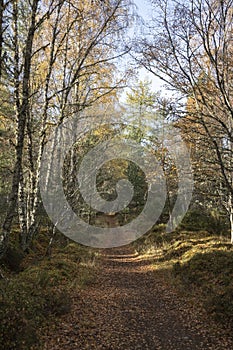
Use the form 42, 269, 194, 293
44, 246, 233, 350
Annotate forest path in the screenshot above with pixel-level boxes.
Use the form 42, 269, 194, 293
43, 246, 233, 350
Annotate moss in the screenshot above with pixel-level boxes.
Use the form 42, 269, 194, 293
179, 209, 229, 234
135, 225, 233, 326
2, 245, 25, 272
0, 241, 98, 350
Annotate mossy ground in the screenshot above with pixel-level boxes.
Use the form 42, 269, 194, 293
133, 225, 233, 327
0, 232, 99, 350
1, 222, 233, 349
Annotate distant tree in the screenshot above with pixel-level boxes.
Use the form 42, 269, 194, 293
125, 79, 178, 222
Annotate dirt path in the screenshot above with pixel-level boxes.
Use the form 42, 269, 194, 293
43, 247, 233, 350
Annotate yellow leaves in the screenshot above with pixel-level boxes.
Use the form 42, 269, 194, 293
92, 124, 112, 137
126, 78, 157, 110
36, 60, 47, 78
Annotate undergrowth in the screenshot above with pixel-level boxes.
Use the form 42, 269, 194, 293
0, 238, 99, 350
134, 224, 233, 327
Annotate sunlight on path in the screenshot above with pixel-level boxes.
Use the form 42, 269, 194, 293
43, 246, 233, 350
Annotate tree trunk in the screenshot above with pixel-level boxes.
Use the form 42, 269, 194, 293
18, 180, 28, 250
0, 0, 39, 259
0, 0, 4, 79
230, 209, 233, 244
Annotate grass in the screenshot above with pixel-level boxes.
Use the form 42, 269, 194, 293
134, 226, 233, 327
0, 238, 99, 350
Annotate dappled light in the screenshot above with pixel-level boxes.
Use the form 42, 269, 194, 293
0, 0, 233, 348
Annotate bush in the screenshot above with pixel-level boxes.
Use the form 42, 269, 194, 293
0, 278, 43, 350
2, 245, 25, 272
172, 249, 233, 325
0, 241, 98, 350
0, 272, 72, 350
179, 209, 229, 234
134, 226, 233, 326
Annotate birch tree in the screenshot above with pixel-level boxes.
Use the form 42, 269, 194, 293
138, 0, 233, 241
0, 0, 135, 256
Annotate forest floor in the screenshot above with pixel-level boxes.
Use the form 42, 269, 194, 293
43, 246, 233, 350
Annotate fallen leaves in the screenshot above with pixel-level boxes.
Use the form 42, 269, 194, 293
42, 247, 233, 350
